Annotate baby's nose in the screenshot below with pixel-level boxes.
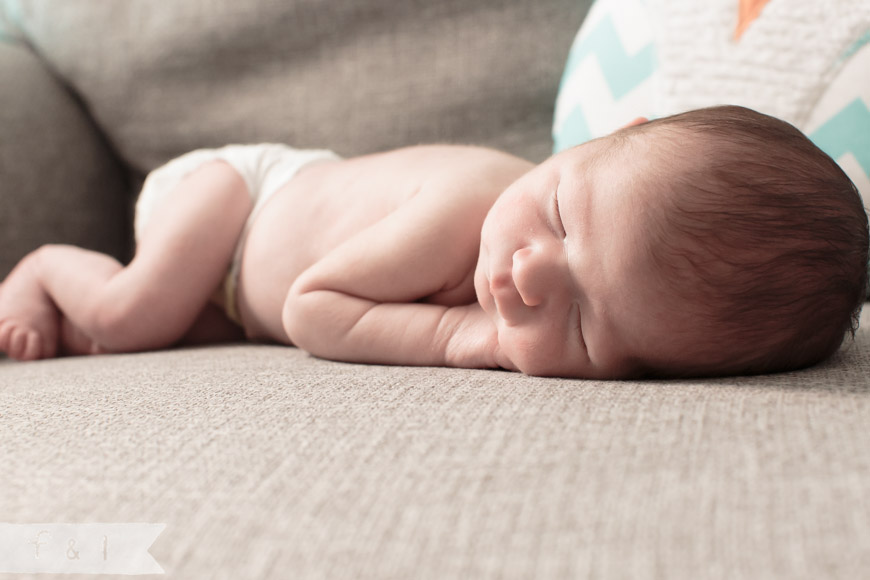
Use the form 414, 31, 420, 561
512, 247, 552, 307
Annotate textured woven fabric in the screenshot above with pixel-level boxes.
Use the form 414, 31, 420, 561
2, 310, 869, 579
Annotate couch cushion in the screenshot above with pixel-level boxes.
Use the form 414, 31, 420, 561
0, 39, 131, 275
1, 309, 869, 578
6, 0, 589, 174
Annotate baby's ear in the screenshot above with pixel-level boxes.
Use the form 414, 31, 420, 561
622, 117, 649, 129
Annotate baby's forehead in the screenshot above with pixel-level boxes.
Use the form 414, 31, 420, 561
559, 125, 692, 168
556, 132, 686, 202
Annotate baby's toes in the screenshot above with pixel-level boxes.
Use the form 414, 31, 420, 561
7, 325, 29, 360
5, 325, 40, 361
0, 319, 14, 354
21, 330, 47, 361
0, 318, 57, 361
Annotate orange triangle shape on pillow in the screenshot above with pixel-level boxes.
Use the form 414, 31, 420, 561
735, 0, 771, 40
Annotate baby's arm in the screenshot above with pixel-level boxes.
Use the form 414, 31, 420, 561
282, 170, 514, 369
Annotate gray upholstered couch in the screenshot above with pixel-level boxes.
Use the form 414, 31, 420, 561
2, 2, 869, 578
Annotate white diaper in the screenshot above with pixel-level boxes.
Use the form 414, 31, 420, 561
134, 143, 341, 324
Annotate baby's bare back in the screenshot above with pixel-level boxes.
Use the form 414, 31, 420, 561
237, 145, 533, 342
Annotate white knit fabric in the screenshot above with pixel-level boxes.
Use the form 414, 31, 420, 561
650, 0, 870, 127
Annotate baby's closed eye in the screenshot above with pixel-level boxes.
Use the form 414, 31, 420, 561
550, 189, 567, 238
572, 303, 587, 351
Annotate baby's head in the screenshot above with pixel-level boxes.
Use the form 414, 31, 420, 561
476, 105, 868, 378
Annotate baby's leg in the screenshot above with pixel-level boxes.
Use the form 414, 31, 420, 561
0, 161, 253, 360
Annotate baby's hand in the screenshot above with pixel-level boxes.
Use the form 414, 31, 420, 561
443, 303, 516, 371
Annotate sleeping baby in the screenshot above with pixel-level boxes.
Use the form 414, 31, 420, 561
0, 105, 866, 378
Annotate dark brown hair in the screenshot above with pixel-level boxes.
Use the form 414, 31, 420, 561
620, 105, 869, 377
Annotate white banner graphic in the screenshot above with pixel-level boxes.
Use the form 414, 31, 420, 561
0, 523, 165, 575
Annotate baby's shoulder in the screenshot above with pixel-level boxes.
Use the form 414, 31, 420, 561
382, 144, 534, 196
308, 144, 534, 217
392, 144, 532, 171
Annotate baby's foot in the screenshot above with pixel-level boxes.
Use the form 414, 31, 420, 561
0, 255, 60, 361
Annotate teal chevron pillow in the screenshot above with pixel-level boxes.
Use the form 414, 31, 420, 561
552, 0, 658, 153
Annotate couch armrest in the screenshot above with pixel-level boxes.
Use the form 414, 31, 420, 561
0, 38, 130, 278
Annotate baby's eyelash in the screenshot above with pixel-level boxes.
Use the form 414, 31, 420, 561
552, 190, 566, 238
